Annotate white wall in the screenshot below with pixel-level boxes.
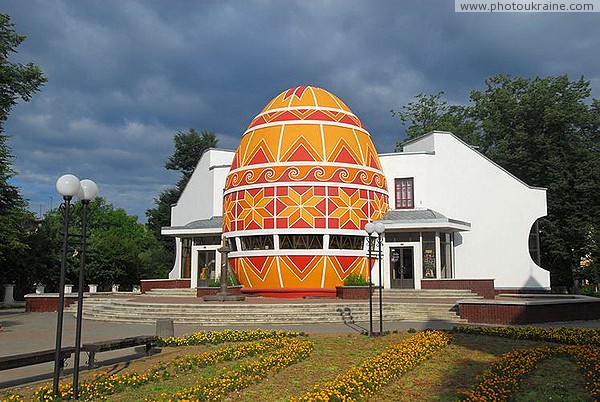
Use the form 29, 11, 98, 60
170, 149, 234, 226
380, 131, 550, 289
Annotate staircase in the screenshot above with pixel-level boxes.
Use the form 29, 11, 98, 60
142, 288, 197, 297
64, 289, 478, 326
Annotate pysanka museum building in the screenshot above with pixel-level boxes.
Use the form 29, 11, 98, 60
159, 86, 550, 297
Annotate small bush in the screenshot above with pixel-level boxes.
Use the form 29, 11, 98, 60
343, 273, 370, 286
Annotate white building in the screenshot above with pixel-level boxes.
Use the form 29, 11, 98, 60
162, 131, 550, 292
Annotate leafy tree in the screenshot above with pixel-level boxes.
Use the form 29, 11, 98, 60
0, 14, 46, 298
146, 128, 218, 255
35, 198, 171, 291
0, 14, 47, 132
391, 92, 478, 148
165, 128, 218, 185
392, 75, 600, 291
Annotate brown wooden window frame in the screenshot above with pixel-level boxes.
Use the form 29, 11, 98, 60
395, 177, 414, 209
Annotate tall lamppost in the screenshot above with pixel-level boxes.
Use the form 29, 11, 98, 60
374, 223, 385, 334
53, 174, 81, 395
73, 179, 98, 399
365, 223, 375, 337
365, 222, 385, 335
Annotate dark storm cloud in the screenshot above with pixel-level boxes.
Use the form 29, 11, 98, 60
3, 0, 599, 219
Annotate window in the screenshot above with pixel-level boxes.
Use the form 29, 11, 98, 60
228, 237, 238, 252
240, 235, 274, 251
440, 232, 453, 279
329, 235, 364, 250
395, 178, 414, 209
280, 235, 323, 249
181, 238, 191, 278
385, 232, 420, 243
422, 232, 436, 278
193, 236, 222, 245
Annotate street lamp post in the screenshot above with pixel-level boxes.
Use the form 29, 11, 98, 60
365, 222, 385, 336
374, 223, 385, 334
53, 174, 81, 396
72, 179, 98, 399
365, 223, 374, 337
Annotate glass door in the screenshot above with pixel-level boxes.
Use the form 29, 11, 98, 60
197, 250, 217, 287
390, 247, 415, 289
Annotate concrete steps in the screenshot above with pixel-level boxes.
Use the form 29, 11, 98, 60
374, 289, 482, 299
142, 288, 197, 297
66, 295, 467, 325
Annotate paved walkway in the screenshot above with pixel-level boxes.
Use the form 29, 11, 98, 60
0, 305, 598, 391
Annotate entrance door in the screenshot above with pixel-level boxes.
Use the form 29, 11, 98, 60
390, 247, 415, 289
197, 250, 217, 287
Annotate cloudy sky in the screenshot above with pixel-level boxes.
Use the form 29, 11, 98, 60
3, 0, 599, 221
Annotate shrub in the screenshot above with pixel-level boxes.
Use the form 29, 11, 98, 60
343, 273, 370, 286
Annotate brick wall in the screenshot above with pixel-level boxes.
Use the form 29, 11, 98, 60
458, 299, 600, 324
25, 295, 78, 312
140, 279, 191, 293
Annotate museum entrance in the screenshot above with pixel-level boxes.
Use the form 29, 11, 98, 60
197, 250, 217, 287
390, 246, 415, 289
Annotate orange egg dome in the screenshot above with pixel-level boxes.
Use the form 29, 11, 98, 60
223, 86, 388, 295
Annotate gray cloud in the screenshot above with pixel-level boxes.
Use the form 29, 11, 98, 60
3, 0, 599, 220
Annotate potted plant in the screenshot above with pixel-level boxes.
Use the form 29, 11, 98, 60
336, 273, 372, 299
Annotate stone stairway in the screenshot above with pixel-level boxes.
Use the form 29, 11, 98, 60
142, 288, 198, 297
64, 289, 476, 325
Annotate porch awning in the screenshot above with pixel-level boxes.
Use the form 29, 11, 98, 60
375, 209, 471, 231
161, 216, 223, 237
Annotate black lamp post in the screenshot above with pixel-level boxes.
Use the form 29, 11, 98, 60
53, 175, 98, 398
365, 222, 385, 336
374, 223, 385, 334
53, 174, 81, 396
72, 179, 98, 399
365, 223, 375, 337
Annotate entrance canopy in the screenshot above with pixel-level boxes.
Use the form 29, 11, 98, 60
375, 209, 471, 232
162, 216, 223, 237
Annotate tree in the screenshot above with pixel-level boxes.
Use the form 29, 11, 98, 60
392, 75, 600, 291
0, 14, 46, 298
391, 92, 478, 149
165, 128, 218, 185
35, 198, 171, 291
146, 128, 218, 255
0, 14, 47, 132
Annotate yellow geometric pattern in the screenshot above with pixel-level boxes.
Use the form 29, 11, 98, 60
223, 86, 389, 291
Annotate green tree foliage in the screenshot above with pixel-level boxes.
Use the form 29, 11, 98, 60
391, 92, 478, 148
146, 128, 218, 255
392, 75, 600, 291
0, 14, 46, 298
165, 128, 218, 186
0, 14, 47, 132
37, 198, 171, 291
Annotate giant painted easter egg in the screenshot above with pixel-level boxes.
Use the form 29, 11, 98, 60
223, 86, 388, 293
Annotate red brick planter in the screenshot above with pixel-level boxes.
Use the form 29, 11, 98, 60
458, 295, 600, 324
196, 286, 243, 297
140, 279, 191, 293
25, 293, 79, 312
336, 286, 372, 300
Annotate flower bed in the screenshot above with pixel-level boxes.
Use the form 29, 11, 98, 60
290, 329, 452, 401
161, 337, 314, 401
460, 345, 600, 401
7, 330, 307, 401
454, 325, 600, 345
157, 328, 302, 347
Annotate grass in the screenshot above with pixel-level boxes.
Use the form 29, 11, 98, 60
2, 330, 597, 401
